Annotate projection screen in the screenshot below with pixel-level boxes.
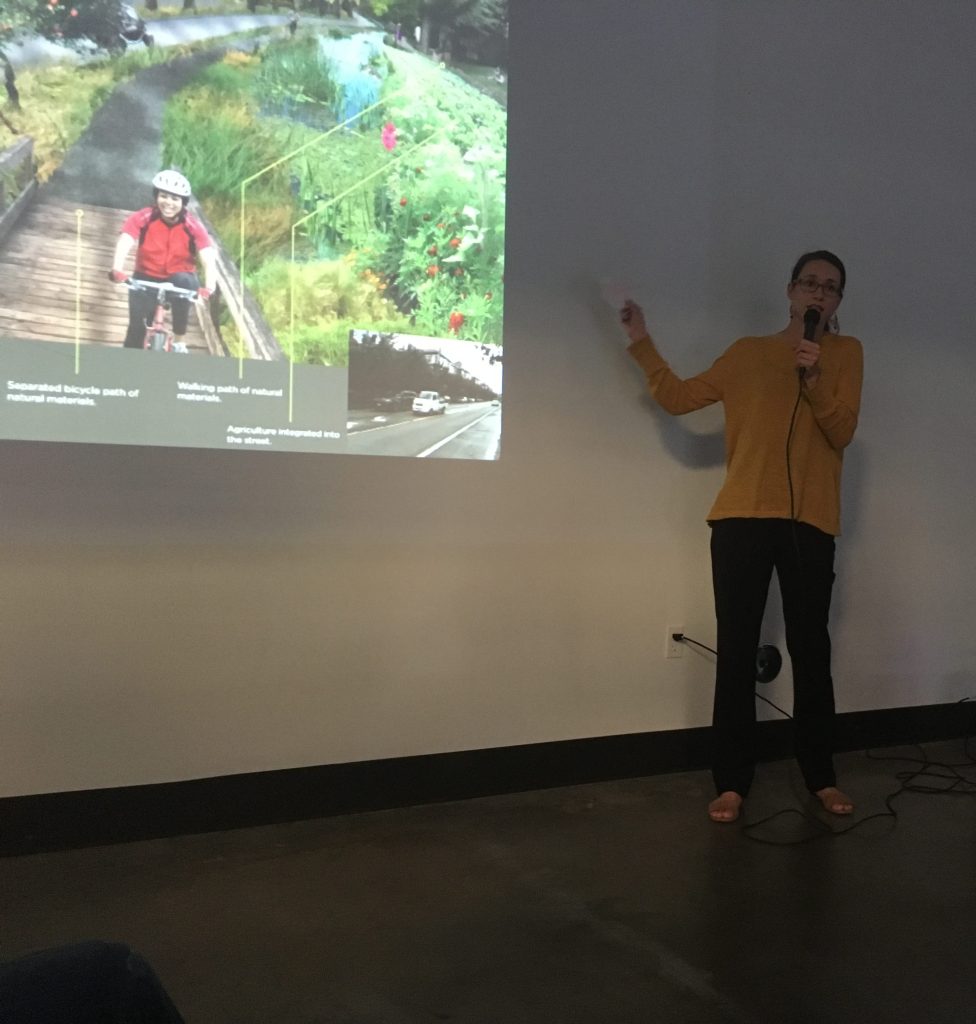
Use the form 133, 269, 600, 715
0, 4, 507, 459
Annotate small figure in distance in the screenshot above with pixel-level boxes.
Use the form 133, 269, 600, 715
619, 253, 862, 824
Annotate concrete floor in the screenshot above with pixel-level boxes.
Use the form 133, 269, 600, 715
2, 741, 974, 1023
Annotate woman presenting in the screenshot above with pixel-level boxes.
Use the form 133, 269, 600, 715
621, 251, 863, 823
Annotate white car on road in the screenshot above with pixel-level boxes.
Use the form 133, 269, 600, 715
412, 390, 447, 415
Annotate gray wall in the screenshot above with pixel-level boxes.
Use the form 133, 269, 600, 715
2, 0, 974, 796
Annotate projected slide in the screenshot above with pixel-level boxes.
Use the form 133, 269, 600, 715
0, 4, 506, 458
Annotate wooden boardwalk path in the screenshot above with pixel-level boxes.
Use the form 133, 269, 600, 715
0, 197, 214, 355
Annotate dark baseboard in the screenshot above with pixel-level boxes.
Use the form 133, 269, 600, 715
2, 701, 972, 857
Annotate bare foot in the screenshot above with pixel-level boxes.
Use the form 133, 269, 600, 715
708, 791, 743, 823
814, 786, 854, 815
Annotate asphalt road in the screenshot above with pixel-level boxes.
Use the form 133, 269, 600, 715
41, 49, 230, 210
346, 402, 501, 459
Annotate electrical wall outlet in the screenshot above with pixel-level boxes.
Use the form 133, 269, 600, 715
666, 626, 684, 659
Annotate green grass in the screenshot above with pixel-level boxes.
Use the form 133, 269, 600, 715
155, 35, 508, 357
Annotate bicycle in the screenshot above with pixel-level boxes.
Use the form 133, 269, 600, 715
122, 278, 201, 353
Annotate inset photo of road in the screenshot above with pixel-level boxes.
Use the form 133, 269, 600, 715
346, 329, 501, 459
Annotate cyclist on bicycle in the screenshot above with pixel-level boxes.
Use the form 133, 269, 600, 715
109, 169, 217, 352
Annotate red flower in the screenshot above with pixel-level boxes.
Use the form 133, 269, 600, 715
427, 245, 437, 255
449, 237, 461, 248
449, 312, 465, 334
399, 197, 408, 206
426, 265, 438, 277
381, 122, 397, 151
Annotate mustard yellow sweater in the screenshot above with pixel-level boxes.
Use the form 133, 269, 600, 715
628, 333, 863, 536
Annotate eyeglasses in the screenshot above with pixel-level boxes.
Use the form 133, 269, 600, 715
794, 276, 842, 297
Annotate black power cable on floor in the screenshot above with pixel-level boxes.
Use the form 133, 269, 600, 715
674, 635, 976, 844
742, 717, 976, 847
742, 700, 976, 845
864, 700, 976, 798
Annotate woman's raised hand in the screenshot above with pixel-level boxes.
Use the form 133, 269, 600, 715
620, 299, 648, 344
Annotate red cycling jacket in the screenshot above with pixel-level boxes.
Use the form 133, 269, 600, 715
121, 207, 212, 278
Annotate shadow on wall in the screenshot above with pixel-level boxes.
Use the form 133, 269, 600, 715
640, 392, 725, 470
588, 279, 726, 469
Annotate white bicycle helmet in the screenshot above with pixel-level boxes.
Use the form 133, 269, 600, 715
152, 169, 192, 198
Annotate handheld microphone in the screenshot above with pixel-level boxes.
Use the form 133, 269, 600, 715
802, 307, 820, 340
799, 308, 820, 379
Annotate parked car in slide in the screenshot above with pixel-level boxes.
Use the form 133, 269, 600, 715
412, 391, 447, 415
374, 390, 418, 411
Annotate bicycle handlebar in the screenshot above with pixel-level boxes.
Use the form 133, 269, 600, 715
122, 279, 201, 303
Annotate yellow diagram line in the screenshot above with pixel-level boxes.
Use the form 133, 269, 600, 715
75, 209, 84, 374
285, 134, 438, 422
237, 87, 408, 379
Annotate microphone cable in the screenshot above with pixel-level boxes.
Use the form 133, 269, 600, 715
785, 374, 804, 565
786, 307, 820, 565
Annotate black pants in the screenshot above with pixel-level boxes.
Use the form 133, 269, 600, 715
124, 272, 198, 349
710, 518, 837, 798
